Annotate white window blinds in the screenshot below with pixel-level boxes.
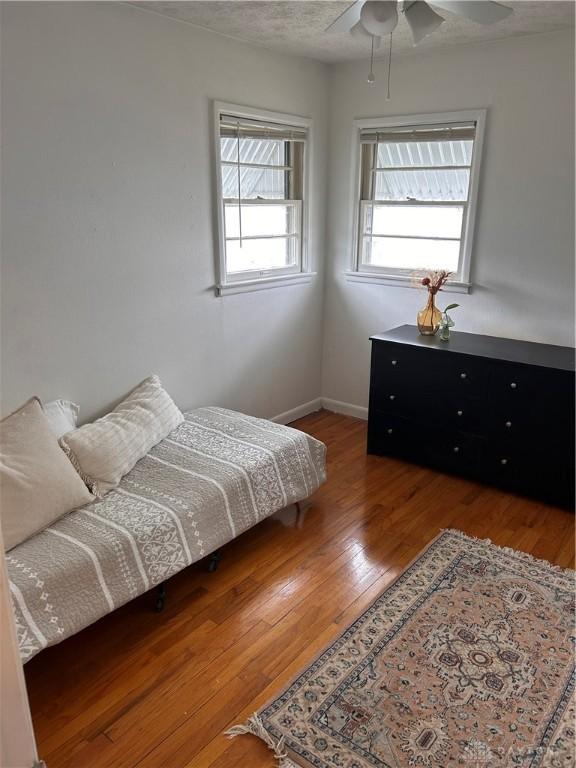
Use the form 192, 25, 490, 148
220, 115, 307, 142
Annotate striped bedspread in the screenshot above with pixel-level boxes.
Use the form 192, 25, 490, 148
8, 407, 326, 662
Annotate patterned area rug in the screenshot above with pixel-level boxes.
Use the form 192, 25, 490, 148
228, 530, 575, 767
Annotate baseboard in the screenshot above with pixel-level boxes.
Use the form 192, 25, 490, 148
271, 397, 368, 424
321, 398, 369, 420
271, 398, 323, 425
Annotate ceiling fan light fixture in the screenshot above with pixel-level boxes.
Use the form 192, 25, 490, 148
360, 1, 399, 37
351, 21, 382, 47
404, 1, 445, 45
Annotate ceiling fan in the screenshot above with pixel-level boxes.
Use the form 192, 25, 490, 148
327, 1, 513, 46
327, 1, 513, 92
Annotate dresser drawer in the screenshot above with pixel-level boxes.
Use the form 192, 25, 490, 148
488, 363, 536, 399
367, 412, 417, 459
444, 355, 488, 398
488, 363, 574, 403
369, 389, 435, 423
486, 400, 535, 442
370, 342, 422, 379
488, 398, 575, 447
479, 444, 524, 490
479, 442, 575, 506
440, 397, 486, 435
371, 389, 417, 417
430, 429, 483, 476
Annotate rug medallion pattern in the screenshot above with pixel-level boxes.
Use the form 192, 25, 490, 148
235, 530, 575, 767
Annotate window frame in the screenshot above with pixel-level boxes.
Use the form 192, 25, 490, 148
222, 199, 302, 281
346, 109, 486, 293
213, 101, 314, 296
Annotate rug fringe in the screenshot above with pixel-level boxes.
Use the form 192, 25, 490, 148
442, 528, 575, 577
226, 714, 299, 767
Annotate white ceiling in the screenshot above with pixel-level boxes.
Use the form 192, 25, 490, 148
129, 1, 575, 62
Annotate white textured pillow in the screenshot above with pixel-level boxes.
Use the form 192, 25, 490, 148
59, 376, 184, 498
0, 398, 94, 551
44, 399, 80, 439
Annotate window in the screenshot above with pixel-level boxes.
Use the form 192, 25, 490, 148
214, 103, 312, 295
349, 110, 485, 291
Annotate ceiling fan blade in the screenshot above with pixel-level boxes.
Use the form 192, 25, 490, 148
405, 1, 444, 45
326, 1, 365, 32
429, 1, 513, 25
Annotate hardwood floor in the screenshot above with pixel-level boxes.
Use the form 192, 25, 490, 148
26, 410, 574, 768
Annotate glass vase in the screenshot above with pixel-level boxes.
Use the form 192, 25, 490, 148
417, 293, 442, 336
439, 322, 451, 341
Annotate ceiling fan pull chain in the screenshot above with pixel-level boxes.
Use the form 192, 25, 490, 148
367, 35, 376, 84
386, 31, 393, 101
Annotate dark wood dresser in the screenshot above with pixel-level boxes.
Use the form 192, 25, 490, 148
368, 325, 575, 509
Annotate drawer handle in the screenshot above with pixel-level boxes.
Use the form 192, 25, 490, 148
505, 421, 512, 428
453, 446, 460, 453
391, 360, 398, 366
389, 394, 396, 400
510, 382, 517, 389
457, 410, 463, 417
387, 428, 393, 435
500, 458, 508, 465
460, 373, 467, 379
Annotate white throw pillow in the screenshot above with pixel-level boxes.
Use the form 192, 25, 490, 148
59, 375, 184, 498
0, 398, 94, 551
44, 399, 80, 439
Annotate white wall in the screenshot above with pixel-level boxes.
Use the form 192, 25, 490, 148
1, 6, 574, 421
0, 2, 328, 421
322, 29, 575, 411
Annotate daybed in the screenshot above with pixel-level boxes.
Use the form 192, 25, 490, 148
7, 406, 326, 662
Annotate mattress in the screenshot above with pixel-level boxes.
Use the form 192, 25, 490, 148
7, 407, 326, 662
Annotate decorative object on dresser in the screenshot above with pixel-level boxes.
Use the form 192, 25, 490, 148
416, 270, 451, 336
368, 325, 575, 508
227, 530, 575, 768
439, 303, 459, 341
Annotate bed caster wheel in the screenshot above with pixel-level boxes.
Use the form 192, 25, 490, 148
207, 551, 221, 573
154, 583, 166, 613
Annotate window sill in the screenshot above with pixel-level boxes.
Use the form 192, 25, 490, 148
217, 272, 317, 296
344, 271, 471, 294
